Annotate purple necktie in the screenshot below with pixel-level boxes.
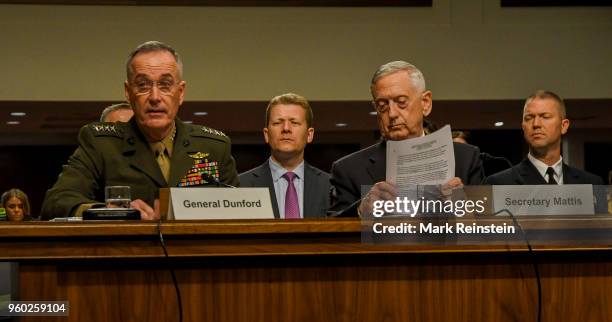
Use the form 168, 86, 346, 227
282, 172, 300, 219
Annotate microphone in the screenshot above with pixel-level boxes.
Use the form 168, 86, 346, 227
480, 152, 524, 185
201, 173, 236, 188
480, 152, 513, 169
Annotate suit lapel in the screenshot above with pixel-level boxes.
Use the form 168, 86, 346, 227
519, 159, 547, 184
303, 162, 319, 218
562, 163, 578, 184
366, 141, 386, 183
123, 119, 166, 187
252, 161, 280, 219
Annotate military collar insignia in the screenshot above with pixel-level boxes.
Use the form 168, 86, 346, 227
189, 152, 210, 159
170, 122, 177, 142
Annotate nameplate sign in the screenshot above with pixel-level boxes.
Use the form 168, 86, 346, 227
492, 185, 595, 215
168, 188, 274, 220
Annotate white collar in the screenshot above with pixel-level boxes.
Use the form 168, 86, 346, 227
527, 153, 563, 184
268, 157, 305, 182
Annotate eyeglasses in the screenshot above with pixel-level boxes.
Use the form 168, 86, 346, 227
373, 96, 410, 113
130, 79, 179, 96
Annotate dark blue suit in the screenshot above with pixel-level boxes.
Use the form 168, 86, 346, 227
484, 158, 603, 185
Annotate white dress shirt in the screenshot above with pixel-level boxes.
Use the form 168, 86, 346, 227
527, 153, 563, 184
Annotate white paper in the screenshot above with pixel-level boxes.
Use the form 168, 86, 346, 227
386, 125, 455, 190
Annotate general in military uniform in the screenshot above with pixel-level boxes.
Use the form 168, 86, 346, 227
41, 119, 238, 219
41, 41, 238, 220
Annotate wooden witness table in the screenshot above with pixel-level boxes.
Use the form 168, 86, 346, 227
0, 218, 611, 322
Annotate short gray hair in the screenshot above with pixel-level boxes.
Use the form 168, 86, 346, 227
370, 61, 426, 96
126, 41, 183, 80
100, 103, 132, 122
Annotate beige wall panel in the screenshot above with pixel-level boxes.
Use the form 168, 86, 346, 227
0, 0, 610, 101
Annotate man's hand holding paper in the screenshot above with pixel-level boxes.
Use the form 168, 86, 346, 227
359, 125, 463, 217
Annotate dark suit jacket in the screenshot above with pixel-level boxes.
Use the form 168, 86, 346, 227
329, 141, 484, 216
239, 160, 331, 218
484, 158, 604, 185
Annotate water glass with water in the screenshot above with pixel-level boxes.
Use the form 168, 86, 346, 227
105, 186, 131, 208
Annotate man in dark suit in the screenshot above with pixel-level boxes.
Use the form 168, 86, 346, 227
485, 90, 603, 185
329, 61, 484, 216
240, 93, 330, 218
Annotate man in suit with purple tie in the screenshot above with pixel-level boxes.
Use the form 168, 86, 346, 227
239, 93, 330, 219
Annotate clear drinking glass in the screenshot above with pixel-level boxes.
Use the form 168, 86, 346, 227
105, 186, 131, 208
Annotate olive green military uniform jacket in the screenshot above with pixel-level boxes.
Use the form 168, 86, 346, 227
41, 118, 239, 219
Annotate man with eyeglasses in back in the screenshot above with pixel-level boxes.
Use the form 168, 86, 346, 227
41, 41, 238, 220
329, 61, 484, 216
